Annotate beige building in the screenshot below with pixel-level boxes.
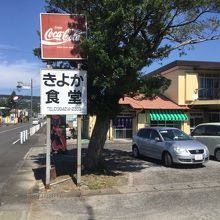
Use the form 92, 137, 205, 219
85, 94, 189, 140
147, 60, 220, 133
84, 60, 220, 140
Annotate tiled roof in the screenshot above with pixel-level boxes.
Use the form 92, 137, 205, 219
119, 94, 189, 110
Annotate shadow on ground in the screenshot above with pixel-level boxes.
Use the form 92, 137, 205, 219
31, 145, 208, 187
31, 147, 154, 186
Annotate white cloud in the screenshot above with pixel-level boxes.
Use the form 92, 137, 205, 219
0, 44, 20, 50
0, 59, 43, 95
0, 44, 28, 56
0, 53, 7, 60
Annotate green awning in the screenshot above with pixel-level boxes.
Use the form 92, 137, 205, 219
150, 110, 188, 121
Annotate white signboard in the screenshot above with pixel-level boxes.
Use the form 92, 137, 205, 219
41, 69, 87, 115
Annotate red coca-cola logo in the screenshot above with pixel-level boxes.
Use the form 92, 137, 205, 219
42, 28, 85, 45
40, 13, 86, 59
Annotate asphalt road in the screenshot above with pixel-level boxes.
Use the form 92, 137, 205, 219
0, 123, 31, 193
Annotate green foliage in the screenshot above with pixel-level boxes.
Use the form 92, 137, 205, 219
16, 96, 40, 115
139, 76, 171, 99
40, 0, 220, 119
6, 91, 17, 109
33, 48, 41, 59
0, 99, 6, 107
0, 93, 40, 117
0, 91, 17, 116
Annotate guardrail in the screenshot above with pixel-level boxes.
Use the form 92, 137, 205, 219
20, 121, 46, 144
30, 124, 41, 136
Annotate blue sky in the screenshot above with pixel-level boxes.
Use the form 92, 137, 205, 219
0, 0, 220, 96
0, 0, 46, 96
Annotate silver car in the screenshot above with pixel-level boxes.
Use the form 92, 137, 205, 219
132, 127, 209, 167
191, 123, 220, 161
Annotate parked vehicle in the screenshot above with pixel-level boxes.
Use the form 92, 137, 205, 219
191, 123, 220, 161
66, 124, 76, 139
32, 118, 39, 125
132, 127, 209, 167
66, 125, 72, 139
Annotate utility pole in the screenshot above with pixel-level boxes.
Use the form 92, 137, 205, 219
16, 79, 33, 126
30, 79, 33, 125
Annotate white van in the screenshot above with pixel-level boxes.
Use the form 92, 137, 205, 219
32, 118, 40, 125
191, 123, 220, 161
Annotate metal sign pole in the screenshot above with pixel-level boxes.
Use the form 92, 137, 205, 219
77, 115, 82, 185
30, 79, 33, 126
76, 63, 82, 186
46, 115, 51, 188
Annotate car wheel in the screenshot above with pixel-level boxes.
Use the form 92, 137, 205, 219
215, 149, 220, 161
163, 152, 173, 167
133, 146, 139, 158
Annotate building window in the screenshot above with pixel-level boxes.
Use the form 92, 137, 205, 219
198, 73, 220, 99
190, 112, 204, 130
209, 111, 220, 122
150, 120, 181, 129
112, 115, 133, 139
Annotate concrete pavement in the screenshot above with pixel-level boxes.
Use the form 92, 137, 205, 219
1, 128, 220, 219
2, 137, 220, 200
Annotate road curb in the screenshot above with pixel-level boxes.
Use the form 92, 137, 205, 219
28, 178, 220, 200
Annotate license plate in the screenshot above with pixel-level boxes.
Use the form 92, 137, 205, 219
195, 154, 203, 160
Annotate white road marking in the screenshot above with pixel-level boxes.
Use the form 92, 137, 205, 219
0, 124, 29, 145
23, 148, 32, 159
12, 139, 20, 145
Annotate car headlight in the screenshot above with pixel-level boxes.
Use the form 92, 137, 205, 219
174, 147, 189, 155
204, 147, 209, 155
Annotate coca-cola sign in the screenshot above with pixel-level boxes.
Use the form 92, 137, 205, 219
40, 13, 86, 60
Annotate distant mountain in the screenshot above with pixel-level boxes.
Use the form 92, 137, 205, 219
0, 94, 40, 100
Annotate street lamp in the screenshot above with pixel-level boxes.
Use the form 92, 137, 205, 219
13, 96, 19, 122
16, 79, 33, 125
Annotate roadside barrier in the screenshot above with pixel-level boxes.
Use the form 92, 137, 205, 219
20, 130, 28, 144
20, 121, 46, 144
30, 124, 40, 136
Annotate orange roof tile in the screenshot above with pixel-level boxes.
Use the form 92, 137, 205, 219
119, 95, 189, 110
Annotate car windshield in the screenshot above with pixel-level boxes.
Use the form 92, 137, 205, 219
159, 129, 193, 141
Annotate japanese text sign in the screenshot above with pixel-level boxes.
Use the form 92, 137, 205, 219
40, 13, 86, 60
41, 69, 87, 115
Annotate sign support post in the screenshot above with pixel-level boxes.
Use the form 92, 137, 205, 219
76, 115, 82, 185
77, 63, 82, 185
45, 116, 51, 188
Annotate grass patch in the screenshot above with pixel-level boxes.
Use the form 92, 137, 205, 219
81, 173, 128, 190
80, 160, 128, 190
